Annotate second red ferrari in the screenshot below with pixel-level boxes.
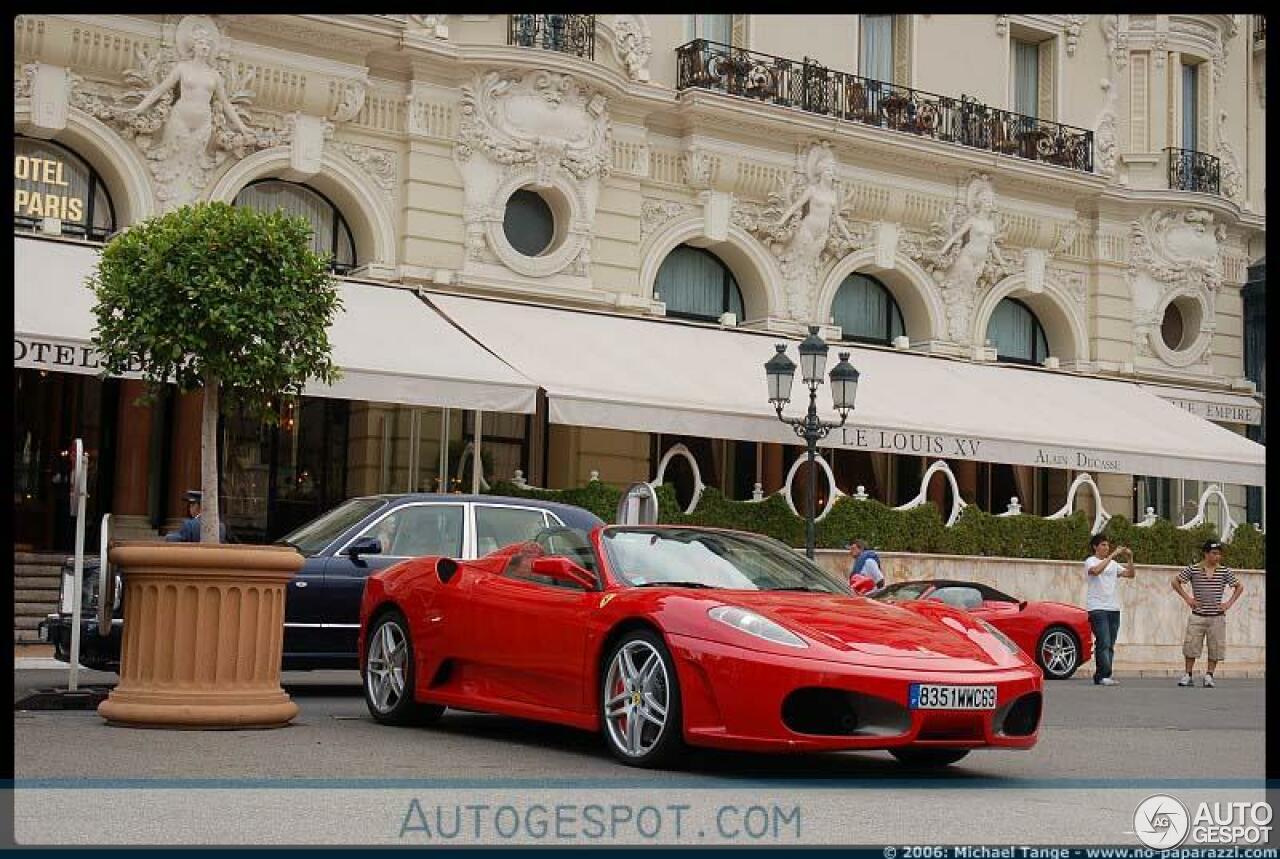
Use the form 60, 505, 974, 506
873, 580, 1093, 680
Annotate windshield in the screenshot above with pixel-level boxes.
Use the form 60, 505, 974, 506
279, 496, 389, 556
602, 528, 849, 594
874, 582, 933, 603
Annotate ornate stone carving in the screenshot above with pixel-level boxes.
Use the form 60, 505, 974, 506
336, 142, 397, 192
640, 198, 692, 240
69, 15, 282, 210
682, 147, 714, 190
1216, 109, 1243, 202
407, 15, 449, 38
330, 78, 367, 124
734, 142, 869, 321
15, 63, 37, 100
996, 15, 1009, 37
611, 15, 652, 82
1129, 209, 1225, 292
1152, 32, 1168, 68
905, 173, 1018, 342
1064, 15, 1087, 57
1094, 78, 1119, 177
454, 68, 611, 280
1101, 15, 1129, 69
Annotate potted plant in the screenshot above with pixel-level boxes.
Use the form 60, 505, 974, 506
90, 201, 341, 728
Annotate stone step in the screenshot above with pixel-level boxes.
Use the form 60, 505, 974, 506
14, 563, 64, 577
14, 576, 63, 591
17, 600, 59, 615
15, 588, 62, 602
14, 616, 44, 630
14, 553, 68, 565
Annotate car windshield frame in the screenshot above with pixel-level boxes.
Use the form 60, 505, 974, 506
601, 527, 850, 595
873, 582, 935, 603
278, 496, 389, 556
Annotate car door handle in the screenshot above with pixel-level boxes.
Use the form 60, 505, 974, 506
294, 581, 308, 588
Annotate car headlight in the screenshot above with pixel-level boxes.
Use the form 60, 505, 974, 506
709, 605, 808, 649
979, 619, 1021, 655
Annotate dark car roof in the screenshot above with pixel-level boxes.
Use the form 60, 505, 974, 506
369, 493, 604, 531
887, 579, 1019, 603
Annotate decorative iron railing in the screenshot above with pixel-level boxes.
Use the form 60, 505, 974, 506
675, 39, 1094, 174
508, 14, 595, 59
1167, 147, 1221, 194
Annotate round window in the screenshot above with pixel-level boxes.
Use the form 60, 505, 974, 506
1160, 303, 1185, 350
503, 189, 555, 257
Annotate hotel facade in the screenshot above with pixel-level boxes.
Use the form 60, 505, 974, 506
13, 14, 1266, 580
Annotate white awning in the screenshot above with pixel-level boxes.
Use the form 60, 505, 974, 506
427, 291, 1266, 486
1139, 384, 1263, 426
13, 235, 538, 413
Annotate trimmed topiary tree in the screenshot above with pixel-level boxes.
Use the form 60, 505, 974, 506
90, 201, 342, 543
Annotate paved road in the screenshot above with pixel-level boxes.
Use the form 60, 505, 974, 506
11, 670, 1269, 846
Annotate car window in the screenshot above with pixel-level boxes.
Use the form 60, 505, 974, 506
354, 504, 464, 558
475, 506, 550, 557
281, 496, 387, 556
928, 586, 984, 611
875, 582, 933, 603
503, 526, 599, 589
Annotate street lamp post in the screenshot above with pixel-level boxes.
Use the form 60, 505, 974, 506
764, 326, 860, 560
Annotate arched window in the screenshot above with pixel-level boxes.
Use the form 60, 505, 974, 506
986, 298, 1048, 365
233, 180, 357, 273
654, 245, 745, 322
832, 272, 905, 345
14, 136, 116, 241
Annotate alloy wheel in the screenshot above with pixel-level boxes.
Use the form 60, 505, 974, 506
366, 619, 408, 714
603, 640, 670, 758
1040, 629, 1078, 678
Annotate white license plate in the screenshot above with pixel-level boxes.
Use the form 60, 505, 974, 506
909, 684, 997, 710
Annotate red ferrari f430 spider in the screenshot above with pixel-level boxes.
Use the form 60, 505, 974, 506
359, 526, 1044, 769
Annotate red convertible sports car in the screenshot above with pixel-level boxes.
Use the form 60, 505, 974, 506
873, 580, 1093, 680
358, 526, 1044, 769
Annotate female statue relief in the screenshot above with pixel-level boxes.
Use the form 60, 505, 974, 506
773, 145, 856, 319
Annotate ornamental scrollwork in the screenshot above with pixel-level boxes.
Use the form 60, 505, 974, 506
456, 69, 612, 183
1128, 209, 1225, 292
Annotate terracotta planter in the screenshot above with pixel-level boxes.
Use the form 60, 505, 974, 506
98, 542, 302, 729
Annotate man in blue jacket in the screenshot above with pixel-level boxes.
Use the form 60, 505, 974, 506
847, 538, 885, 590
165, 490, 228, 543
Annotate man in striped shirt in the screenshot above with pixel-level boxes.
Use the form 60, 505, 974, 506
1171, 540, 1244, 688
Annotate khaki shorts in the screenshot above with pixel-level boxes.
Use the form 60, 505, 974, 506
1182, 614, 1227, 662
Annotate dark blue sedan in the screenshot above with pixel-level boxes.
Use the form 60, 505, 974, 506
41, 494, 603, 672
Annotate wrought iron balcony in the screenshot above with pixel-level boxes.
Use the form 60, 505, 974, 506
1167, 147, 1221, 194
508, 14, 595, 60
675, 40, 1094, 174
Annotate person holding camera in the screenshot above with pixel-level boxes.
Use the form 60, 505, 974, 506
1083, 533, 1135, 686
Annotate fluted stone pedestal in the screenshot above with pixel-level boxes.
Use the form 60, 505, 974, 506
98, 542, 302, 729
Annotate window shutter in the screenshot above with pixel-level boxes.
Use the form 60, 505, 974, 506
1197, 62, 1210, 151
731, 14, 747, 49
1037, 38, 1056, 121
1130, 53, 1149, 151
893, 15, 912, 86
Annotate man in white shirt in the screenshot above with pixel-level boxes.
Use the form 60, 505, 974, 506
1084, 533, 1135, 686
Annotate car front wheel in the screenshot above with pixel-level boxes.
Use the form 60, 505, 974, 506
601, 630, 683, 768
1037, 626, 1081, 680
890, 748, 971, 768
363, 610, 444, 726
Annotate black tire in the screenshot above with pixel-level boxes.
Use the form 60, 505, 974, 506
600, 629, 684, 769
1036, 625, 1081, 680
363, 610, 444, 726
890, 748, 971, 768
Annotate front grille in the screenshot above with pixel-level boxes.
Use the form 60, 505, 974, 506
781, 687, 911, 737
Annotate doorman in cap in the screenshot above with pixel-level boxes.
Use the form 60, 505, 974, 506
165, 490, 228, 543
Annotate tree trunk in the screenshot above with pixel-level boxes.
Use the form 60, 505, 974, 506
201, 376, 221, 544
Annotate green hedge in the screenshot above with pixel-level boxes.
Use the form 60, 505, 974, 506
484, 481, 1265, 569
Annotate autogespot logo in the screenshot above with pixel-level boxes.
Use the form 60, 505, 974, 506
1134, 794, 1190, 849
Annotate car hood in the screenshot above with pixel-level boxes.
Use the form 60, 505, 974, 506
698, 591, 1026, 671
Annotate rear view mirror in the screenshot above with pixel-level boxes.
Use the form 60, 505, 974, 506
530, 556, 596, 590
1018, 600, 1028, 611
345, 537, 382, 562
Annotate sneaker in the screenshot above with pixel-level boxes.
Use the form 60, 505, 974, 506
1099, 677, 1120, 686
1178, 673, 1194, 687
1203, 674, 1215, 688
